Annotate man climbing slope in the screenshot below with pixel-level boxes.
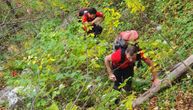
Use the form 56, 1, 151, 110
104, 45, 160, 92
81, 8, 104, 36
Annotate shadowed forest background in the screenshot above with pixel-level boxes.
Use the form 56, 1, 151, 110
0, 0, 192, 109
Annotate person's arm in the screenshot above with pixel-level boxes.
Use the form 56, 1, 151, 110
141, 53, 160, 86
82, 15, 92, 31
104, 54, 116, 81
91, 17, 104, 25
91, 12, 104, 25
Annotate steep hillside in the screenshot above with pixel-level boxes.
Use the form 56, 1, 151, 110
0, 0, 192, 109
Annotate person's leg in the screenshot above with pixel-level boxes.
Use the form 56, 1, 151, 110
93, 25, 102, 36
124, 77, 133, 92
122, 66, 134, 92
113, 71, 122, 91
113, 72, 122, 104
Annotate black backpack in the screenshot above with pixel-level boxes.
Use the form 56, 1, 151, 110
78, 8, 89, 16
113, 37, 127, 51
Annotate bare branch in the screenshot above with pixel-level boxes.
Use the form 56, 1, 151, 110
132, 55, 193, 108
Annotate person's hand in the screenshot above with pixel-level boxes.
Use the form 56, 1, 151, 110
152, 78, 161, 87
108, 73, 116, 82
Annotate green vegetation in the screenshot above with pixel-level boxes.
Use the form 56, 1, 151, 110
0, 0, 192, 109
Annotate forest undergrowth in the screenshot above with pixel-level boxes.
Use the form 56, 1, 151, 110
0, 0, 192, 110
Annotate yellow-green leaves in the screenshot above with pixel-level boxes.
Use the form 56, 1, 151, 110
49, 0, 67, 11
104, 8, 121, 28
103, 8, 121, 38
125, 94, 135, 109
65, 102, 78, 110
121, 93, 136, 110
124, 0, 145, 13
47, 102, 59, 110
80, 0, 90, 7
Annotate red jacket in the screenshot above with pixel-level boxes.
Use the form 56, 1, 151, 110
82, 12, 104, 23
111, 48, 146, 69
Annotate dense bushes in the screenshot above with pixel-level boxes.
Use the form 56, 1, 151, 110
0, 0, 192, 109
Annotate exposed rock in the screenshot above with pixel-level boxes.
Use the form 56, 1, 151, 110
21, 68, 33, 75
0, 86, 37, 109
0, 87, 22, 108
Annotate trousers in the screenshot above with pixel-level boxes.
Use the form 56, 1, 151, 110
88, 24, 103, 36
113, 65, 134, 92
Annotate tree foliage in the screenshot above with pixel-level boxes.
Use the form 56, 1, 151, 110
124, 0, 145, 13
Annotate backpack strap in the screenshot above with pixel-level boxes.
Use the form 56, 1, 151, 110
136, 53, 142, 67
134, 43, 143, 68
114, 36, 127, 51
120, 48, 126, 64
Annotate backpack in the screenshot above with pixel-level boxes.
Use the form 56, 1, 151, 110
113, 37, 127, 51
78, 8, 89, 16
113, 30, 139, 51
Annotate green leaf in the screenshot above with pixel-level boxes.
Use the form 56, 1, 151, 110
52, 90, 60, 99
125, 94, 135, 109
47, 102, 59, 110
65, 102, 78, 110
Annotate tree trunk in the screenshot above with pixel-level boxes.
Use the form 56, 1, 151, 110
132, 55, 193, 108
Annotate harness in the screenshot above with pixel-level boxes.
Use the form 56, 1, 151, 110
114, 43, 142, 70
